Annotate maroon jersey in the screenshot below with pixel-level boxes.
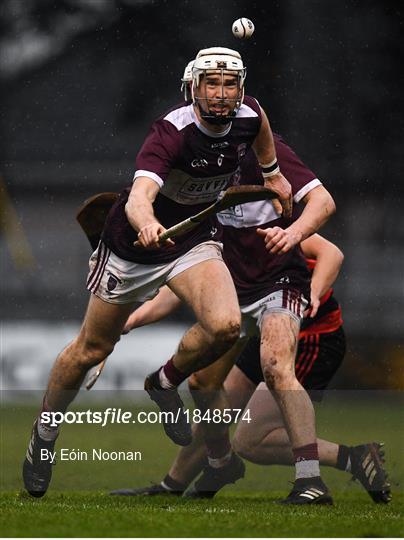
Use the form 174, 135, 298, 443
102, 96, 262, 264
220, 134, 322, 305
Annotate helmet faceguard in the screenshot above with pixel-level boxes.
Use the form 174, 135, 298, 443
181, 60, 194, 100
191, 47, 246, 125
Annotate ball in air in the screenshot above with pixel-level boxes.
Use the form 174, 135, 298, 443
232, 18, 255, 39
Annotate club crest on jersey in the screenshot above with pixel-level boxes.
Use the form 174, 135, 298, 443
217, 153, 224, 167
232, 166, 241, 186
107, 272, 122, 292
237, 143, 247, 160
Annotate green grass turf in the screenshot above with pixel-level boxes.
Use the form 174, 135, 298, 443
1, 491, 403, 538
1, 393, 403, 537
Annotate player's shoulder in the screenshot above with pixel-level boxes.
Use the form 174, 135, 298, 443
237, 95, 261, 119
155, 101, 195, 133
273, 132, 300, 160
273, 132, 320, 196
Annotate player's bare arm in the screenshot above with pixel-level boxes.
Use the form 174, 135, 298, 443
125, 177, 174, 248
257, 185, 335, 254
252, 107, 293, 218
301, 234, 344, 317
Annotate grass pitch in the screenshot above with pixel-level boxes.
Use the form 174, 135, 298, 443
1, 393, 403, 537
1, 491, 402, 538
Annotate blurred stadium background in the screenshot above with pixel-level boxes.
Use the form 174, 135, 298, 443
1, 0, 403, 392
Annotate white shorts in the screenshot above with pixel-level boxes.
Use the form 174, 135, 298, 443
240, 289, 308, 338
86, 240, 224, 304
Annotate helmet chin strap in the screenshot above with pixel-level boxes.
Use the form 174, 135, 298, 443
196, 101, 237, 125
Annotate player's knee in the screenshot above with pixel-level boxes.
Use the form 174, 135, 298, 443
261, 361, 295, 390
77, 338, 115, 369
233, 431, 256, 461
262, 334, 296, 360
188, 372, 203, 393
212, 319, 240, 347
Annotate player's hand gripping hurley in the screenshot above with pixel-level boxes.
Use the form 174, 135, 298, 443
135, 185, 278, 247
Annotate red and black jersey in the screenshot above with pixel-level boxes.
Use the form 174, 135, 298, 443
300, 258, 343, 337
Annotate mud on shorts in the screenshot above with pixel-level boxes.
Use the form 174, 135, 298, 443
86, 240, 224, 304
235, 326, 346, 401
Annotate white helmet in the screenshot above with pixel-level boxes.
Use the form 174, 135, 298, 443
191, 47, 247, 124
181, 60, 194, 100
182, 60, 194, 83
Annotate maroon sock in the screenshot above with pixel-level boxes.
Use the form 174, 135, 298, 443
293, 443, 319, 463
38, 395, 53, 424
161, 358, 188, 388
37, 396, 59, 441
40, 395, 51, 413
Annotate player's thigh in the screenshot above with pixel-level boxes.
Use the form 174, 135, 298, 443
168, 258, 240, 331
78, 293, 135, 349
234, 382, 284, 442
